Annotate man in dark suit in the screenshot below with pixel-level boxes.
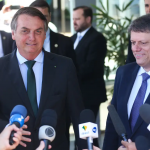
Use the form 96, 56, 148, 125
0, 7, 86, 150
126, 0, 150, 64
0, 30, 14, 56
71, 6, 107, 147
29, 1, 76, 67
103, 14, 150, 150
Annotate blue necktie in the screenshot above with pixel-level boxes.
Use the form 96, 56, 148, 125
129, 73, 150, 131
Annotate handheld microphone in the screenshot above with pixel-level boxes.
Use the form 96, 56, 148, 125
9, 105, 27, 145
38, 109, 57, 150
135, 135, 150, 150
139, 103, 150, 131
107, 105, 127, 141
79, 109, 98, 150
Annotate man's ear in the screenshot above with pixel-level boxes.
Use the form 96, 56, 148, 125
86, 16, 92, 24
11, 30, 15, 40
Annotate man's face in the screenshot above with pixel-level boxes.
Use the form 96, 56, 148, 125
145, 0, 150, 14
73, 9, 90, 32
131, 31, 150, 71
34, 7, 51, 23
12, 14, 46, 60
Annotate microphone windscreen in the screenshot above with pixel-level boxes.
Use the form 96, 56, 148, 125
139, 103, 150, 124
80, 109, 95, 123
107, 105, 126, 136
41, 109, 57, 129
10, 105, 27, 118
135, 136, 150, 150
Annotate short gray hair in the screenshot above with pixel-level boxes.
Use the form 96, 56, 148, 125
128, 14, 150, 33
11, 7, 48, 31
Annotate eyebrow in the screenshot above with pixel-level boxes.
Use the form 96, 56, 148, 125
21, 27, 44, 30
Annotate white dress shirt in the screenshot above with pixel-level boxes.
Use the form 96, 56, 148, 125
127, 67, 150, 118
43, 28, 50, 52
0, 33, 4, 57
16, 49, 44, 107
74, 26, 91, 49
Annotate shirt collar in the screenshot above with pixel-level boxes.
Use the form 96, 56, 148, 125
138, 67, 150, 76
16, 49, 44, 65
77, 26, 91, 37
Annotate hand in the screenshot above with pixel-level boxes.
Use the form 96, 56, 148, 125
36, 141, 52, 150
118, 139, 137, 150
0, 124, 22, 150
19, 116, 31, 147
121, 139, 136, 150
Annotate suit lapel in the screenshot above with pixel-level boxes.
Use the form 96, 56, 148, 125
8, 51, 35, 117
50, 30, 59, 54
75, 27, 94, 51
34, 51, 57, 127
119, 64, 140, 138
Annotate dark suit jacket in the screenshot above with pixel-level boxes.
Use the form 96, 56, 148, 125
50, 29, 77, 67
0, 30, 14, 55
126, 37, 136, 64
71, 27, 107, 105
0, 50, 85, 150
103, 63, 150, 150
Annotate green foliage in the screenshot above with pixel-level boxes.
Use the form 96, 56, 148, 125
92, 0, 134, 80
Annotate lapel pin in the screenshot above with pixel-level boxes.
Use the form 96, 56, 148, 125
54, 44, 58, 47
3, 36, 6, 40
54, 66, 56, 68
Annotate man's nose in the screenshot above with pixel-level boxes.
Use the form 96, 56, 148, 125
132, 43, 141, 52
29, 32, 35, 41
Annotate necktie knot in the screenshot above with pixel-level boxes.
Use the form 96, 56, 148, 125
142, 73, 150, 82
25, 61, 36, 69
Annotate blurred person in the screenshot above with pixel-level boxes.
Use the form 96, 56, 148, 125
0, 6, 86, 150
72, 6, 107, 147
36, 141, 52, 150
126, 0, 150, 63
103, 14, 150, 150
118, 140, 136, 150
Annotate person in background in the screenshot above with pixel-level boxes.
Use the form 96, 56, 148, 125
72, 6, 107, 147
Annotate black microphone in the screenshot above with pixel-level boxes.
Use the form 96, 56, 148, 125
135, 135, 150, 150
38, 109, 57, 150
79, 109, 98, 150
9, 105, 27, 145
107, 104, 127, 141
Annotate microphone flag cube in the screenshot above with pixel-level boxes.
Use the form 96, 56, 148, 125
79, 122, 98, 139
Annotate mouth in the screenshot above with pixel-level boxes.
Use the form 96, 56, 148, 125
26, 43, 36, 46
134, 53, 144, 59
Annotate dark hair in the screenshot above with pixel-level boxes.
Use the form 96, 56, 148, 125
128, 14, 150, 33
11, 7, 48, 31
73, 6, 93, 23
30, 0, 51, 14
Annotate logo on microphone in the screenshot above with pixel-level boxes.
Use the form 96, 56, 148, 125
45, 127, 54, 137
82, 126, 87, 131
92, 127, 97, 133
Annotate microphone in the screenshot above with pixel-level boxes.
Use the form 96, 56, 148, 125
139, 103, 150, 131
135, 135, 150, 150
79, 109, 98, 150
38, 109, 57, 150
107, 105, 127, 141
9, 105, 27, 145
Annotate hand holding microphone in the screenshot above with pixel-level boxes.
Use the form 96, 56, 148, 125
0, 124, 22, 150
9, 105, 31, 147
